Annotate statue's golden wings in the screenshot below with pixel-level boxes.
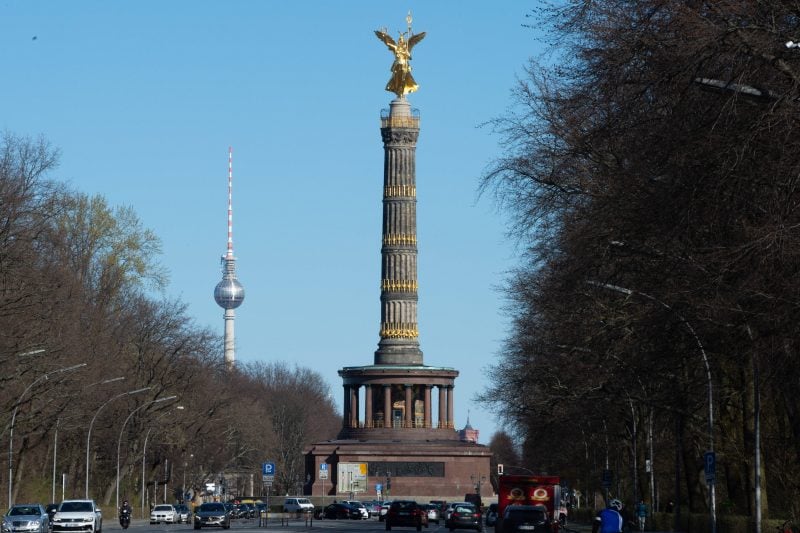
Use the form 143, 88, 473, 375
375, 30, 397, 50
407, 31, 426, 51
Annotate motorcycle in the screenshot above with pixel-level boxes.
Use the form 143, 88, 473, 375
119, 509, 131, 530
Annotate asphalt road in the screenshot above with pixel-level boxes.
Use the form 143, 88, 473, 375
108, 517, 451, 533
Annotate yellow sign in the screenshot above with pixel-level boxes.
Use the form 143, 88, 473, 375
337, 463, 368, 493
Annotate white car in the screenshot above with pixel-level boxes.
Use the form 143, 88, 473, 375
52, 500, 102, 533
378, 501, 392, 522
282, 498, 314, 514
150, 504, 178, 524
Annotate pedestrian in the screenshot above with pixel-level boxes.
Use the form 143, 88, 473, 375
592, 499, 624, 533
635, 499, 647, 531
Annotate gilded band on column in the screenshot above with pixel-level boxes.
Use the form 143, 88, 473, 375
384, 185, 417, 197
381, 279, 418, 292
380, 115, 420, 129
382, 233, 418, 246
379, 322, 420, 339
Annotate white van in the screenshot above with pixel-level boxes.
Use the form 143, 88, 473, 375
282, 498, 314, 513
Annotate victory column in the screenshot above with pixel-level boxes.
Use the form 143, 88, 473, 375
305, 14, 491, 501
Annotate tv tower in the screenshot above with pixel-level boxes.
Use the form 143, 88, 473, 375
214, 146, 245, 370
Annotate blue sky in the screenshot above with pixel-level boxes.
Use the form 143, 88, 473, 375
1, 1, 542, 444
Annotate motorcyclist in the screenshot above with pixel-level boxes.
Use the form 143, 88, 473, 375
119, 499, 132, 529
592, 499, 624, 533
119, 500, 132, 516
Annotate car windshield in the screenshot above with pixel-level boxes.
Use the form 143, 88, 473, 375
199, 504, 224, 513
454, 504, 475, 513
59, 502, 93, 513
8, 507, 39, 516
392, 501, 417, 510
153, 505, 172, 511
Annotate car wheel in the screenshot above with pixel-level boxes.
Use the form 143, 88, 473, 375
386, 523, 391, 531
193, 524, 200, 530
417, 523, 422, 532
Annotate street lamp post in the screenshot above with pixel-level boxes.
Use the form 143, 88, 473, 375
116, 396, 178, 517
588, 281, 716, 533
8, 361, 86, 508
85, 387, 151, 498
53, 377, 125, 502
139, 405, 184, 518
470, 474, 486, 504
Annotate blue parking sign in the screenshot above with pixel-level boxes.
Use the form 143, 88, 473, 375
262, 462, 275, 476
703, 451, 715, 483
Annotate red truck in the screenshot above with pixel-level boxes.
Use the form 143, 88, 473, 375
496, 474, 562, 531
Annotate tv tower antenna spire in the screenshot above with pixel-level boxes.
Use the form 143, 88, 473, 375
226, 146, 234, 258
214, 146, 245, 370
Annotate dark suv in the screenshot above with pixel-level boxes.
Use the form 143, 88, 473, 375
500, 505, 551, 533
385, 500, 426, 531
445, 502, 482, 531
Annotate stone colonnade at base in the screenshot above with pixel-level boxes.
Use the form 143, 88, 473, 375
337, 365, 458, 440
342, 382, 455, 430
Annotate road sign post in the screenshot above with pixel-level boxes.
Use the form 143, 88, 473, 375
704, 451, 716, 484
319, 463, 329, 509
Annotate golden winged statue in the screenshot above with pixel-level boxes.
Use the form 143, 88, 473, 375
375, 16, 426, 97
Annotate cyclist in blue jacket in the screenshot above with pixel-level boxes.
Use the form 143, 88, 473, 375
592, 499, 624, 533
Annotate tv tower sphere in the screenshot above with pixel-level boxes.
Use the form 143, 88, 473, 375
214, 263, 245, 309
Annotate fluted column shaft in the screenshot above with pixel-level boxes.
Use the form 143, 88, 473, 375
404, 385, 413, 428
384, 385, 392, 428
365, 385, 373, 428
438, 386, 446, 429
350, 385, 359, 428
375, 99, 423, 365
343, 385, 350, 428
447, 386, 454, 429
424, 385, 432, 428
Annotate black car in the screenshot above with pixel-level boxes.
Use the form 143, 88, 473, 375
385, 500, 427, 531
485, 504, 498, 526
223, 503, 236, 520
499, 505, 551, 533
45, 504, 59, 526
445, 502, 482, 531
322, 503, 361, 520
193, 502, 231, 530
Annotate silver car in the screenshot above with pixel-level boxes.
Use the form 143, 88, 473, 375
174, 505, 192, 524
3, 504, 49, 533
